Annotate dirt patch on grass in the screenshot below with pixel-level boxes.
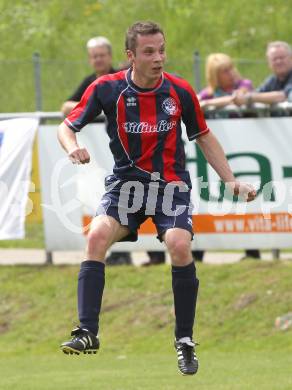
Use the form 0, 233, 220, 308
0, 322, 10, 334
102, 291, 171, 313
233, 293, 258, 310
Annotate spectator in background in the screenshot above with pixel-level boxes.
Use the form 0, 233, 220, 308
61, 36, 131, 265
233, 41, 292, 260
61, 36, 116, 116
234, 41, 292, 105
199, 53, 260, 260
198, 53, 253, 109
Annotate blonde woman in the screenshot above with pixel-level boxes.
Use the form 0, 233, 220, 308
199, 53, 260, 260
199, 53, 253, 108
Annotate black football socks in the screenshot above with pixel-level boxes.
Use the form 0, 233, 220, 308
77, 259, 199, 339
78, 260, 105, 335
172, 261, 199, 340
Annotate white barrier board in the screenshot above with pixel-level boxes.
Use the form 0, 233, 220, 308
38, 118, 292, 251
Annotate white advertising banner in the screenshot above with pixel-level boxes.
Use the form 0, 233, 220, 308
185, 118, 292, 249
39, 118, 292, 251
0, 118, 38, 239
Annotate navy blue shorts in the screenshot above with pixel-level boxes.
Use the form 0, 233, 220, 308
96, 177, 194, 242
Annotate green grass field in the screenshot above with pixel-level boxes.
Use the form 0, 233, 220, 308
1, 261, 292, 389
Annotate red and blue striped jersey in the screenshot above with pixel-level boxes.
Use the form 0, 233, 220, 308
64, 68, 209, 187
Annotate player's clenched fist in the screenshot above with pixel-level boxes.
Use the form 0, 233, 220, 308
227, 181, 257, 202
68, 147, 90, 164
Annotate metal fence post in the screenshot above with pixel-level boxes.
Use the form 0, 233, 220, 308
193, 51, 202, 92
32, 54, 47, 262
272, 249, 280, 260
32, 52, 42, 111
46, 251, 53, 265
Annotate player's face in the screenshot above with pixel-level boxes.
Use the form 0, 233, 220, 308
128, 33, 166, 83
267, 46, 292, 78
88, 45, 112, 75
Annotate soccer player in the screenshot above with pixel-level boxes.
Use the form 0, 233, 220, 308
58, 21, 256, 376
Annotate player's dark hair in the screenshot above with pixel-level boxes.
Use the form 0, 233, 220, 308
125, 21, 164, 53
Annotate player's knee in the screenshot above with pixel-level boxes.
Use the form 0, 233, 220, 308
87, 227, 111, 252
166, 236, 190, 259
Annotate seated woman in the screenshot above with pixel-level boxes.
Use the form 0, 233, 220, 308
199, 53, 253, 109
199, 53, 260, 260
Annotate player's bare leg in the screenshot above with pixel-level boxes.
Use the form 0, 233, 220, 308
60, 216, 130, 355
86, 215, 131, 261
164, 228, 199, 375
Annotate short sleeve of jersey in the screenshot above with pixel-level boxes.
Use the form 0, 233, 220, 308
64, 81, 103, 132
181, 83, 210, 141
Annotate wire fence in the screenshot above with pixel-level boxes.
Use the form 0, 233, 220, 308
0, 53, 270, 113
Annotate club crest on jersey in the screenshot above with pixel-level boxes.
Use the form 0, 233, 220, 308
126, 96, 137, 107
162, 97, 178, 115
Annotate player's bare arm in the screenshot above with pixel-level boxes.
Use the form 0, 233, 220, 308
196, 131, 257, 202
61, 100, 78, 116
57, 122, 90, 164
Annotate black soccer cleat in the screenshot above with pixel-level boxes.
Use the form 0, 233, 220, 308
60, 326, 100, 355
174, 338, 199, 376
